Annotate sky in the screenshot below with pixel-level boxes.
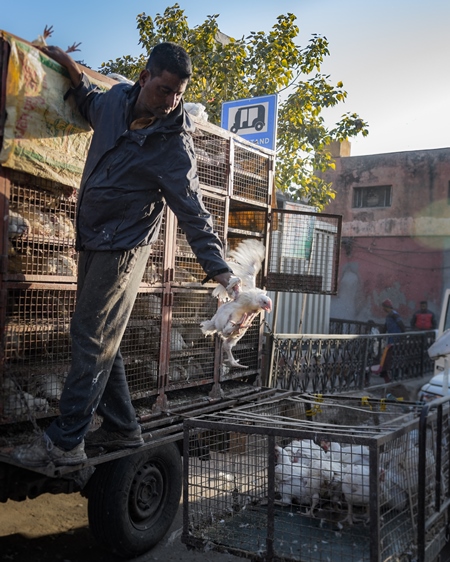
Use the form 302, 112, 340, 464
3, 0, 450, 157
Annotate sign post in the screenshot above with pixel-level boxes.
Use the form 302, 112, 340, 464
221, 94, 278, 151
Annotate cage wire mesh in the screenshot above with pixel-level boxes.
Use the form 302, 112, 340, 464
267, 210, 341, 295
8, 171, 77, 278
168, 289, 217, 387
142, 211, 165, 286
228, 203, 268, 239
1, 286, 165, 422
120, 290, 163, 398
2, 286, 76, 421
232, 142, 271, 204
173, 191, 227, 285
192, 127, 229, 193
184, 394, 449, 562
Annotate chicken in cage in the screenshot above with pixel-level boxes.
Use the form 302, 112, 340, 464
184, 394, 449, 562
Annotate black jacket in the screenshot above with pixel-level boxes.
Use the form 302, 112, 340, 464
69, 74, 231, 279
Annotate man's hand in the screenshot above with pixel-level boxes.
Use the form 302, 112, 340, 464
213, 272, 242, 299
225, 276, 242, 299
39, 45, 82, 88
213, 271, 233, 289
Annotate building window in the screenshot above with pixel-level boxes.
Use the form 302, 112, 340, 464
353, 185, 392, 208
448, 180, 450, 204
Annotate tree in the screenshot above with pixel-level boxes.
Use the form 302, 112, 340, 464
99, 4, 368, 210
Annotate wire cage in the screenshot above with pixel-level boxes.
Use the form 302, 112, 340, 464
119, 289, 163, 398
167, 288, 218, 388
1, 284, 76, 421
183, 393, 449, 562
192, 126, 229, 193
228, 203, 268, 240
142, 213, 166, 287
173, 190, 227, 286
232, 140, 272, 205
0, 285, 165, 423
7, 171, 78, 280
267, 210, 341, 295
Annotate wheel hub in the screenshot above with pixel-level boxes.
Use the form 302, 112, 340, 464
129, 462, 164, 521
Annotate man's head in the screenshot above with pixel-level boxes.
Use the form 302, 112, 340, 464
420, 300, 428, 311
135, 42, 192, 119
382, 298, 393, 311
146, 42, 192, 80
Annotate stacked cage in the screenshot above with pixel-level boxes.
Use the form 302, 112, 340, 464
183, 393, 450, 561
0, 120, 274, 428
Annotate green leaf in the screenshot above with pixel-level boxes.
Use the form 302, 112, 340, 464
98, 5, 368, 210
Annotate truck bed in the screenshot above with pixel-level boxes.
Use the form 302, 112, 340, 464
0, 382, 282, 478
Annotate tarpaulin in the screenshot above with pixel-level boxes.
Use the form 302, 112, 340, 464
0, 31, 112, 188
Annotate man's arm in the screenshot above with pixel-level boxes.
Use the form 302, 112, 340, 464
396, 315, 406, 332
40, 45, 82, 87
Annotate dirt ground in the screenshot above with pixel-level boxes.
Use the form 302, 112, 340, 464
0, 493, 241, 562
2, 492, 450, 562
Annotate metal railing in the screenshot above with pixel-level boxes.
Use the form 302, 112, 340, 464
330, 317, 383, 334
267, 330, 436, 393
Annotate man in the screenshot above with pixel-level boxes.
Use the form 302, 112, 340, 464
378, 298, 406, 383
381, 299, 406, 339
411, 300, 437, 331
12, 42, 234, 468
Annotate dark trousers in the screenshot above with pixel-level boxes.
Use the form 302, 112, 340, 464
46, 246, 152, 451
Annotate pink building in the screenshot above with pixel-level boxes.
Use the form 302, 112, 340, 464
321, 144, 450, 326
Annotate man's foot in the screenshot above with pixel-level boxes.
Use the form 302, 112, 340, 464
85, 426, 144, 451
11, 433, 87, 468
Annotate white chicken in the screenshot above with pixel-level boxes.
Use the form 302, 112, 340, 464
201, 239, 271, 368
284, 439, 324, 466
274, 445, 323, 513
2, 377, 49, 416
322, 440, 370, 466
8, 210, 30, 238
341, 464, 372, 526
212, 239, 266, 302
275, 442, 343, 516
200, 288, 272, 368
274, 445, 311, 505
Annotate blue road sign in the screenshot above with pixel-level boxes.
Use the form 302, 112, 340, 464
221, 94, 278, 151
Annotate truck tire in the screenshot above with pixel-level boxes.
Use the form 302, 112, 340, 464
87, 442, 182, 558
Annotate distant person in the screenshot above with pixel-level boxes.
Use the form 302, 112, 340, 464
411, 300, 436, 331
378, 299, 406, 383
381, 299, 406, 341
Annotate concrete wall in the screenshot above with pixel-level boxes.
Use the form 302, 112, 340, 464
322, 147, 450, 325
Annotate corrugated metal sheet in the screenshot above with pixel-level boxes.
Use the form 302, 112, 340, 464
265, 226, 333, 334
265, 291, 330, 334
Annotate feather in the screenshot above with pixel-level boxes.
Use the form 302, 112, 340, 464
201, 239, 270, 368
200, 288, 272, 368
212, 239, 266, 301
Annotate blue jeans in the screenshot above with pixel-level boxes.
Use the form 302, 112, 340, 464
46, 246, 152, 450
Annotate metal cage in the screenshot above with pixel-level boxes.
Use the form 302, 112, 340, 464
183, 393, 449, 561
267, 209, 341, 295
